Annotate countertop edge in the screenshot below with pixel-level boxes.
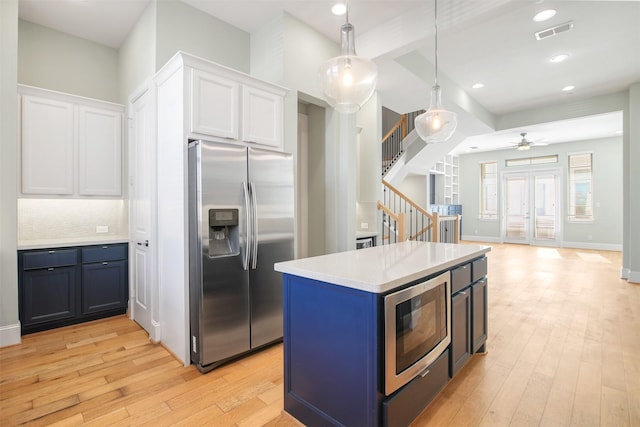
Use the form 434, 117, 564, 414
17, 237, 130, 250
275, 243, 491, 294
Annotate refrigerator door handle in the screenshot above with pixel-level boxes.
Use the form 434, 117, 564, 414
242, 181, 251, 271
250, 182, 258, 270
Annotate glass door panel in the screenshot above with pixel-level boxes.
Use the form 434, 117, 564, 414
533, 174, 557, 242
505, 175, 529, 243
503, 171, 559, 246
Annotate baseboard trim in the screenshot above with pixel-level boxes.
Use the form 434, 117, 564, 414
561, 241, 622, 251
461, 235, 502, 243
620, 267, 630, 280
0, 322, 21, 348
628, 270, 640, 284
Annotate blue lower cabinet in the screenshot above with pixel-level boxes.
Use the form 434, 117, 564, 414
383, 349, 450, 427
19, 243, 128, 334
284, 275, 382, 426
22, 266, 78, 325
82, 260, 127, 314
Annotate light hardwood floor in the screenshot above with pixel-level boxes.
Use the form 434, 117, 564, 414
1, 243, 639, 426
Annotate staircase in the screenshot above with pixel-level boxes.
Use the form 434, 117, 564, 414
377, 111, 461, 245
378, 179, 460, 245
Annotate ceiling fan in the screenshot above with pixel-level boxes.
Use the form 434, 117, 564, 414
511, 132, 546, 151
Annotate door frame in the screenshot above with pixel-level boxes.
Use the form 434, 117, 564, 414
501, 168, 562, 247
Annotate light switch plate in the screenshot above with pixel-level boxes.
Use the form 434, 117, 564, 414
96, 225, 109, 233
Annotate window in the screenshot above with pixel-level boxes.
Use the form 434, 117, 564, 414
505, 155, 558, 167
568, 153, 593, 221
480, 162, 497, 219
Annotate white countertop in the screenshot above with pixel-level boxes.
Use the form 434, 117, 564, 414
275, 241, 491, 293
17, 236, 129, 250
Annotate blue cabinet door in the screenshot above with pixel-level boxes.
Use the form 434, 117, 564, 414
82, 260, 127, 314
22, 266, 77, 325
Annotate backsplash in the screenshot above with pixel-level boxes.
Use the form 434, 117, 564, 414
18, 199, 128, 242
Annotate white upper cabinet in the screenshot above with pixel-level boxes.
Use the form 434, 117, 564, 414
190, 70, 239, 139
242, 85, 283, 148
185, 58, 286, 151
19, 85, 124, 197
21, 95, 75, 195
78, 106, 123, 196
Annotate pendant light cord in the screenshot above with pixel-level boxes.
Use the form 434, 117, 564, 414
346, 0, 350, 25
434, 0, 439, 86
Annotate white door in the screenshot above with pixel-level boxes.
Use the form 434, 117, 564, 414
129, 86, 158, 340
503, 171, 560, 246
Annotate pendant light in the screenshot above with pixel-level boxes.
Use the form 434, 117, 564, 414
414, 0, 458, 143
318, 1, 378, 114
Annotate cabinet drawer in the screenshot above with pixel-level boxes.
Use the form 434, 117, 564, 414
82, 244, 127, 263
472, 257, 487, 282
22, 249, 78, 270
383, 349, 449, 427
451, 263, 472, 293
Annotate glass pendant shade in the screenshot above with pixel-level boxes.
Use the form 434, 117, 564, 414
318, 23, 378, 114
414, 84, 458, 143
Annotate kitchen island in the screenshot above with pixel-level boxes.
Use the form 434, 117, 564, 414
275, 241, 491, 427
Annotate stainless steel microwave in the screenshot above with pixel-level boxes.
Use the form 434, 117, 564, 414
384, 271, 451, 395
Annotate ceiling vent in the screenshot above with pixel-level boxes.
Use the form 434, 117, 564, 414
535, 21, 574, 41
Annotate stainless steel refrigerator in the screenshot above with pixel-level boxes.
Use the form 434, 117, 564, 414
188, 140, 294, 372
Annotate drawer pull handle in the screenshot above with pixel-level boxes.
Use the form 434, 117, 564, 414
460, 290, 468, 296
102, 246, 108, 249
48, 250, 55, 254
137, 240, 149, 247
102, 262, 108, 265
48, 268, 54, 271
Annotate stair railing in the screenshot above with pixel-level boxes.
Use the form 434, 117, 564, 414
381, 110, 425, 176
378, 179, 460, 245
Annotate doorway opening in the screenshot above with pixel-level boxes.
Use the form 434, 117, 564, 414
502, 170, 561, 246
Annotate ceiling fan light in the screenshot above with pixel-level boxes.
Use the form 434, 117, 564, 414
516, 144, 531, 151
318, 22, 378, 113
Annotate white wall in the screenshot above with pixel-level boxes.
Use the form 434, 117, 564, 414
0, 0, 20, 347
459, 137, 623, 249
155, 0, 249, 75
18, 20, 119, 102
118, 1, 156, 104
626, 83, 640, 282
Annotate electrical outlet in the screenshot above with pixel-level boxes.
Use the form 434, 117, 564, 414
360, 222, 369, 230
96, 225, 109, 233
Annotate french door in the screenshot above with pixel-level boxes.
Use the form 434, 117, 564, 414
503, 170, 560, 246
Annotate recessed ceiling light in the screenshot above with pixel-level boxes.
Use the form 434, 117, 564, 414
331, 3, 347, 15
550, 53, 569, 63
472, 83, 484, 89
533, 9, 556, 22
614, 130, 623, 135
562, 85, 575, 92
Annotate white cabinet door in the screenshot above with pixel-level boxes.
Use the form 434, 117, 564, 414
78, 106, 123, 196
21, 95, 74, 195
242, 86, 283, 148
191, 70, 239, 139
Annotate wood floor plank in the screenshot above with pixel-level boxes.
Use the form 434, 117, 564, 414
1, 243, 638, 427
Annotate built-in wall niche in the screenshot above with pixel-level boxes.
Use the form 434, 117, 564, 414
430, 155, 459, 205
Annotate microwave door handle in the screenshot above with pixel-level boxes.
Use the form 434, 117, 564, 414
242, 182, 251, 270
250, 182, 258, 270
